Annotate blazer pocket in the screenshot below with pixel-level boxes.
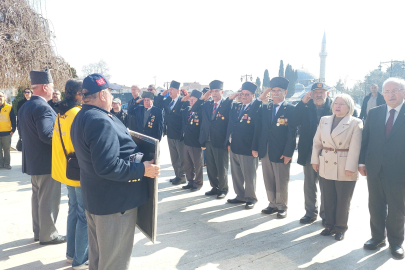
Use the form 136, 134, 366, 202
338, 156, 347, 180
318, 155, 325, 177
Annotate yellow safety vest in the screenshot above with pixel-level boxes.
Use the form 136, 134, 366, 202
0, 102, 12, 132
52, 106, 81, 187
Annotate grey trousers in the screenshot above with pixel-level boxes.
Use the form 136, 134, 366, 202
168, 138, 185, 181
230, 151, 259, 203
303, 154, 325, 218
31, 174, 61, 242
367, 170, 405, 246
262, 153, 290, 210
86, 207, 138, 270
322, 178, 356, 233
206, 141, 229, 192
183, 145, 203, 188
0, 135, 11, 166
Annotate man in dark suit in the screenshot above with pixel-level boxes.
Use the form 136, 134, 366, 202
179, 90, 204, 192
17, 69, 65, 245
253, 77, 297, 218
130, 91, 164, 141
191, 80, 231, 199
224, 82, 261, 209
156, 80, 189, 185
359, 84, 386, 121
289, 82, 332, 225
127, 85, 142, 131
110, 97, 128, 126
359, 77, 405, 259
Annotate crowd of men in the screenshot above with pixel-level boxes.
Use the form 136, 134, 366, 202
1, 69, 404, 269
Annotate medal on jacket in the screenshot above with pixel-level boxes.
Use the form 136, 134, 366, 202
190, 120, 193, 125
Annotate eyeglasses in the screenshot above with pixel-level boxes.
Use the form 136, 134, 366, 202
383, 89, 404, 95
24, 91, 31, 94
240, 93, 252, 97
271, 90, 284, 94
147, 89, 153, 91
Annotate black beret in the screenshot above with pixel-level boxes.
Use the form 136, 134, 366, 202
241, 82, 257, 94
142, 91, 155, 100
270, 77, 289, 90
190, 90, 202, 99
202, 87, 210, 94
30, 68, 53, 85
209, 80, 223, 90
170, 80, 180, 90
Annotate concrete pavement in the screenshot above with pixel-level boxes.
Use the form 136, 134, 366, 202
0, 136, 404, 269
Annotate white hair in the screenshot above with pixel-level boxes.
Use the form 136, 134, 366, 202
333, 93, 355, 116
382, 77, 405, 90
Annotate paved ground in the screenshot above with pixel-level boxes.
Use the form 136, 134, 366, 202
0, 135, 404, 269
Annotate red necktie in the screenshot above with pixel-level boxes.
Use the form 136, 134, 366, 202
212, 103, 218, 114
385, 109, 396, 137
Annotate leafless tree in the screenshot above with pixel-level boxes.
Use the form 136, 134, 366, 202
81, 60, 111, 80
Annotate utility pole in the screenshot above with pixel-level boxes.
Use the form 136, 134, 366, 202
378, 60, 405, 77
240, 74, 253, 82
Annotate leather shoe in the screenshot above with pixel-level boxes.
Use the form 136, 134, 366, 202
320, 228, 335, 236
205, 188, 219, 196
390, 245, 404, 259
262, 207, 278, 215
40, 235, 66, 245
277, 210, 287, 219
190, 186, 201, 192
364, 239, 386, 250
300, 216, 317, 224
182, 184, 192, 189
172, 179, 186, 185
245, 202, 255, 209
335, 232, 344, 241
169, 177, 177, 182
34, 238, 39, 242
227, 198, 246, 204
217, 191, 227, 199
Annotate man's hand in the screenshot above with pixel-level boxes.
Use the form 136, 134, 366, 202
181, 95, 190, 102
136, 98, 143, 103
252, 150, 258, 157
358, 166, 367, 176
259, 87, 271, 100
302, 91, 312, 104
161, 89, 169, 96
143, 159, 160, 178
229, 92, 240, 100
201, 147, 206, 150
280, 155, 291, 164
345, 170, 355, 177
10, 132, 14, 137
201, 90, 212, 101
227, 145, 230, 152
312, 164, 319, 172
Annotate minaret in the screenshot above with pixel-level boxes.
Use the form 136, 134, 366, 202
319, 32, 327, 82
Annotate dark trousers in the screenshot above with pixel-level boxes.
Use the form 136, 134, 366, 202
322, 178, 356, 233
367, 170, 405, 246
205, 141, 229, 193
183, 145, 203, 188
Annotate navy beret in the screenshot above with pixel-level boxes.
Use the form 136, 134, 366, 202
30, 69, 53, 85
241, 82, 257, 94
190, 89, 202, 99
270, 77, 289, 90
209, 80, 223, 90
170, 80, 180, 90
142, 91, 155, 100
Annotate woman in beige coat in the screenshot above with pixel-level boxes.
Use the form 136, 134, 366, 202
311, 93, 363, 241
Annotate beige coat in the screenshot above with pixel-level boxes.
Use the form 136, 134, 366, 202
311, 114, 363, 181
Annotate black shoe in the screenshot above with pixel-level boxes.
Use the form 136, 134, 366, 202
40, 235, 66, 245
277, 210, 287, 219
390, 245, 404, 259
34, 238, 39, 242
205, 188, 219, 196
245, 202, 255, 209
300, 216, 317, 224
169, 177, 177, 183
261, 207, 278, 215
190, 186, 201, 192
320, 228, 335, 236
172, 179, 186, 185
335, 232, 344, 241
182, 184, 192, 189
227, 198, 246, 204
217, 191, 227, 199
364, 239, 386, 250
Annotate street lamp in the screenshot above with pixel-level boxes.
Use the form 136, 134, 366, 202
163, 82, 170, 90
241, 74, 253, 82
378, 60, 405, 76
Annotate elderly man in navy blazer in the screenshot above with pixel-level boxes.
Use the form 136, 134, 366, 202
17, 69, 65, 245
252, 77, 297, 218
359, 77, 405, 259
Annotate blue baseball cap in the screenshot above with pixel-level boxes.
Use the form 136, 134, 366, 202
82, 73, 120, 96
311, 82, 326, 91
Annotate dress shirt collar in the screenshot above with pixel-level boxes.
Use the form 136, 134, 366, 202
387, 102, 404, 114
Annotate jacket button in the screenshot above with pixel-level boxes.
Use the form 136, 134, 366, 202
334, 162, 337, 165
325, 150, 328, 153
339, 142, 342, 145
325, 161, 328, 163
323, 141, 325, 143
